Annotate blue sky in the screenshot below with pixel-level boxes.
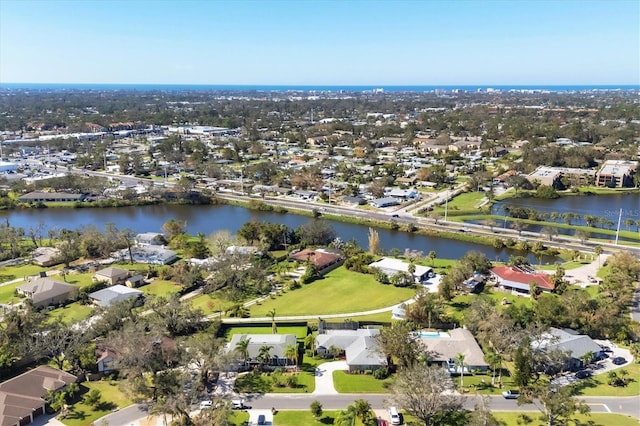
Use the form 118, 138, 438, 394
1, 0, 638, 85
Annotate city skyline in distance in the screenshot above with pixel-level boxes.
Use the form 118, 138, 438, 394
1, 0, 638, 86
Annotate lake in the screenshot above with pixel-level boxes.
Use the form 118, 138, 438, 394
492, 192, 640, 229
0, 204, 550, 262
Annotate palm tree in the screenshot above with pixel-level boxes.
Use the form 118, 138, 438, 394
335, 404, 357, 426
258, 345, 273, 368
428, 250, 437, 266
235, 337, 251, 366
304, 333, 315, 351
284, 343, 298, 367
624, 218, 634, 231
486, 351, 503, 386
594, 245, 603, 267
353, 399, 374, 425
267, 309, 277, 334
455, 352, 466, 387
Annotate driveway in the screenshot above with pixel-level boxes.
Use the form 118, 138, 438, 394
313, 360, 347, 395
563, 254, 608, 287
247, 409, 273, 426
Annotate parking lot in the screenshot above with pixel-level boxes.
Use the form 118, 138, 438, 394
551, 340, 633, 387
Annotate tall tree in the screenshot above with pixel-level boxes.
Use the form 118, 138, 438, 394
388, 364, 464, 426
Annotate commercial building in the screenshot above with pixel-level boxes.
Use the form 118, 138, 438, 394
595, 160, 637, 188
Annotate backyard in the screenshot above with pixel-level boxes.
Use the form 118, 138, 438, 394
251, 266, 416, 317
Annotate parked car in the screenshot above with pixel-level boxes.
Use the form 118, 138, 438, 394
576, 370, 592, 379
612, 357, 627, 365
587, 275, 597, 283
257, 414, 266, 425
502, 390, 520, 399
199, 400, 212, 409
232, 399, 247, 409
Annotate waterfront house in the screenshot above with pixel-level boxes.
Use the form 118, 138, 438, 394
134, 232, 167, 246
18, 191, 85, 203
30, 247, 61, 267
490, 265, 554, 295
368, 257, 434, 284
290, 248, 344, 275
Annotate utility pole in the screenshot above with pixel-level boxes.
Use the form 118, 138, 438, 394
615, 208, 622, 245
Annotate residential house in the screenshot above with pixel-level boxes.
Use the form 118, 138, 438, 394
93, 267, 130, 286
490, 265, 554, 295
134, 232, 167, 246
95, 345, 118, 374
369, 257, 434, 284
290, 248, 344, 275
118, 245, 177, 265
370, 197, 400, 208
315, 328, 387, 373
30, 247, 61, 267
17, 278, 78, 308
461, 273, 486, 293
342, 196, 366, 206
0, 366, 77, 426
18, 191, 85, 203
595, 160, 637, 188
226, 334, 298, 367
125, 275, 145, 288
88, 285, 144, 307
416, 328, 488, 373
532, 328, 604, 371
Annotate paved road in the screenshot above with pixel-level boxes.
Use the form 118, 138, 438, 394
96, 393, 640, 425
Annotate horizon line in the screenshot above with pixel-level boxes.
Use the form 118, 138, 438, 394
1, 82, 639, 87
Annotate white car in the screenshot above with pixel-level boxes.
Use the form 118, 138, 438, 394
199, 400, 213, 409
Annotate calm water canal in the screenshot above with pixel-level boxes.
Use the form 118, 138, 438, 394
492, 192, 640, 227
0, 204, 547, 262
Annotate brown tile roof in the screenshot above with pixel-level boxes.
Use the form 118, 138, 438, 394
0, 366, 76, 426
290, 249, 341, 270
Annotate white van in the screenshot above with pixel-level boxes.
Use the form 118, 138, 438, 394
389, 406, 401, 425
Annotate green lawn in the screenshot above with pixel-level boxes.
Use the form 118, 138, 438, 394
431, 192, 487, 215
0, 282, 22, 304
61, 380, 133, 426
233, 370, 315, 393
333, 370, 392, 393
0, 263, 48, 283
347, 311, 394, 323
47, 302, 94, 324
454, 371, 516, 395
573, 363, 640, 396
138, 279, 182, 298
223, 325, 308, 340
64, 273, 96, 289
493, 412, 639, 426
270, 410, 340, 426
250, 266, 416, 316
188, 292, 234, 315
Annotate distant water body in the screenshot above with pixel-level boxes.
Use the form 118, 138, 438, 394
1, 83, 638, 93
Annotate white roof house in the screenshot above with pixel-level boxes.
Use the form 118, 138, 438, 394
88, 285, 143, 307
369, 257, 433, 283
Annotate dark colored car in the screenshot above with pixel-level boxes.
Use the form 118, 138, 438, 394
502, 390, 520, 399
612, 357, 626, 365
576, 370, 592, 379
257, 414, 266, 425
